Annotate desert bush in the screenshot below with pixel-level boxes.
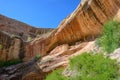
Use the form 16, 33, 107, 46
0, 44, 3, 50
45, 69, 69, 80
35, 54, 41, 60
27, 36, 32, 42
0, 59, 22, 67
11, 34, 16, 38
69, 52, 119, 80
46, 52, 119, 80
98, 21, 120, 53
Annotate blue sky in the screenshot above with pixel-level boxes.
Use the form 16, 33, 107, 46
0, 0, 80, 28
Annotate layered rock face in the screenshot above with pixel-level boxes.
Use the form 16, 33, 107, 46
23, 0, 120, 79
26, 0, 120, 58
0, 15, 53, 61
0, 14, 53, 41
0, 30, 25, 61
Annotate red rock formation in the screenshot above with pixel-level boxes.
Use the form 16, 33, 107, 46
0, 14, 53, 61
22, 1, 120, 79
25, 0, 120, 59
38, 41, 95, 72
23, 0, 120, 79
0, 30, 24, 61
0, 14, 53, 40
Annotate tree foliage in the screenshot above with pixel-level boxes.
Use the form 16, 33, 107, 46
69, 53, 119, 80
98, 21, 120, 53
46, 53, 120, 80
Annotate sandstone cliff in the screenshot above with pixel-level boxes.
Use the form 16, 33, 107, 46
0, 14, 53, 40
0, 0, 120, 79
23, 0, 120, 79
0, 14, 54, 61
26, 0, 120, 58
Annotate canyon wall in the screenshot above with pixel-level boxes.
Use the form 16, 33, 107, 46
0, 14, 53, 41
0, 0, 120, 62
0, 29, 27, 61
25, 0, 120, 59
1, 0, 120, 61
0, 0, 120, 79
0, 14, 53, 61
24, 0, 120, 79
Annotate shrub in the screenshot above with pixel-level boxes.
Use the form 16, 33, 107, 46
27, 36, 32, 42
35, 54, 41, 60
69, 52, 119, 80
0, 44, 3, 50
0, 59, 22, 67
45, 69, 69, 80
11, 34, 16, 38
98, 21, 120, 53
46, 52, 119, 80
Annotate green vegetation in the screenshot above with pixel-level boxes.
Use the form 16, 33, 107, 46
0, 59, 22, 67
46, 52, 120, 80
69, 53, 119, 80
45, 20, 120, 80
11, 34, 16, 38
45, 69, 68, 80
0, 44, 3, 50
27, 36, 32, 42
35, 54, 41, 60
98, 21, 120, 53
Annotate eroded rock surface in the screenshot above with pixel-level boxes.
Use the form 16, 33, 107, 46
0, 14, 53, 61
24, 0, 120, 79
26, 0, 120, 58
0, 57, 45, 80
0, 14, 53, 40
0, 30, 24, 61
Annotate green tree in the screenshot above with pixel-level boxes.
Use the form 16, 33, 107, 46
69, 53, 119, 80
98, 21, 120, 53
46, 52, 120, 80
